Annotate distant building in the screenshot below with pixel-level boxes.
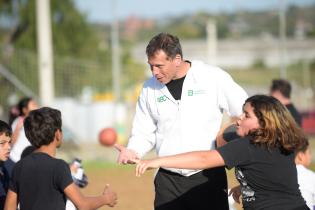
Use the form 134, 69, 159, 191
123, 16, 155, 40
294, 19, 313, 40
132, 38, 315, 69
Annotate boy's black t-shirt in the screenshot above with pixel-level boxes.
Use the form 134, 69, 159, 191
9, 152, 73, 210
217, 137, 307, 210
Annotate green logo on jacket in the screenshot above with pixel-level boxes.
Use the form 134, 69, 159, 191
157, 95, 167, 102
188, 89, 206, 96
188, 90, 193, 96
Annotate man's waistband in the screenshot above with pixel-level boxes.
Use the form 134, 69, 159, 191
158, 166, 226, 178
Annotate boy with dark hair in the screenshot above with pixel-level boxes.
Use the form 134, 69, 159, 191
0, 120, 12, 210
5, 107, 117, 210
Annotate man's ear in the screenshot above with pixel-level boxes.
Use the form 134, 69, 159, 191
174, 54, 182, 66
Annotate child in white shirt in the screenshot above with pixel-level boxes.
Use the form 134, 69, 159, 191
295, 138, 315, 210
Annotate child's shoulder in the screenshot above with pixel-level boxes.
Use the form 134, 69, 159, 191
38, 154, 69, 168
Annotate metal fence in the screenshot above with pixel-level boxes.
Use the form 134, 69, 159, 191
0, 45, 144, 122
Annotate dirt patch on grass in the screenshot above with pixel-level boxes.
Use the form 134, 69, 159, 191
81, 163, 242, 210
82, 165, 155, 210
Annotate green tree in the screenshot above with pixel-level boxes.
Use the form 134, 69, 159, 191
8, 0, 99, 58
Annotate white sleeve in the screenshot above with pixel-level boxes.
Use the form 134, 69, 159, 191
127, 87, 157, 158
217, 70, 248, 117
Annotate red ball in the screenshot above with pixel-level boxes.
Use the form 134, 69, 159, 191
98, 127, 117, 146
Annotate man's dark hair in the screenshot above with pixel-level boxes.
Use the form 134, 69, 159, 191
24, 107, 62, 148
0, 120, 12, 137
146, 33, 183, 59
17, 97, 33, 116
270, 79, 292, 98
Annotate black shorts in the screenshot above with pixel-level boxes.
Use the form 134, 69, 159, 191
154, 167, 229, 210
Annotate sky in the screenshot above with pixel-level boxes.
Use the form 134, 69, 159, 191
74, 0, 315, 23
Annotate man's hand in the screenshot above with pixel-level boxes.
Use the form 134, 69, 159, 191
114, 144, 139, 164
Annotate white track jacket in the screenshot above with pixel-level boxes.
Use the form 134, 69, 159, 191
128, 60, 248, 176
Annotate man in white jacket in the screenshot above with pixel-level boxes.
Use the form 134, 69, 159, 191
116, 33, 248, 210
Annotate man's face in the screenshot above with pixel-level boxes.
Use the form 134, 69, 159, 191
0, 134, 11, 161
148, 50, 180, 84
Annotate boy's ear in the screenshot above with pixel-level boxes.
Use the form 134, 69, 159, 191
55, 129, 62, 142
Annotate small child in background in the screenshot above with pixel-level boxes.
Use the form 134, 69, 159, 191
66, 158, 88, 210
0, 120, 12, 210
295, 138, 315, 210
10, 97, 38, 164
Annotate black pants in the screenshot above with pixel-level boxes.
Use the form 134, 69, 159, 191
154, 167, 229, 210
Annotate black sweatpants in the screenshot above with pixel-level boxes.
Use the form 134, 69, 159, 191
154, 167, 229, 210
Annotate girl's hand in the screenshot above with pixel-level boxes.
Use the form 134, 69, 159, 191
229, 185, 241, 204
135, 159, 160, 177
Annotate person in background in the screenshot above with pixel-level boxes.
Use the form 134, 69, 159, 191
10, 97, 38, 163
295, 138, 315, 210
270, 79, 302, 126
8, 106, 19, 127
66, 158, 89, 210
0, 120, 12, 210
116, 32, 248, 210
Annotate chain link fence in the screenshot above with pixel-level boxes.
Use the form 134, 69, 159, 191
0, 45, 145, 115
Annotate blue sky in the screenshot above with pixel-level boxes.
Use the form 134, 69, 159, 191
74, 0, 315, 23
